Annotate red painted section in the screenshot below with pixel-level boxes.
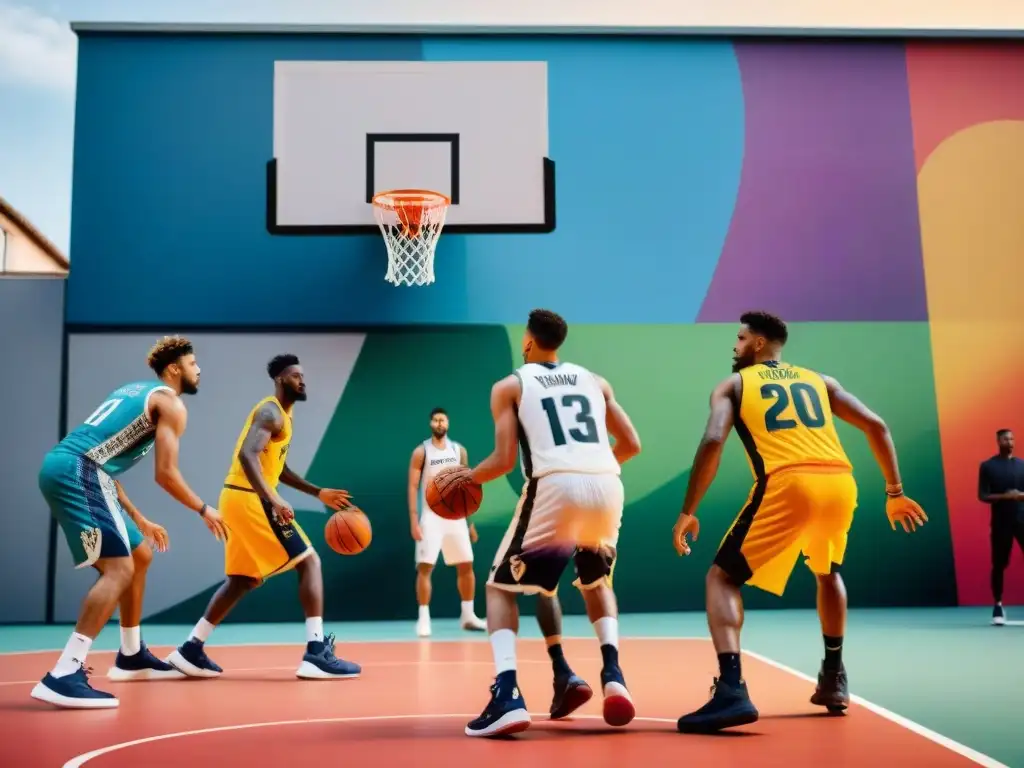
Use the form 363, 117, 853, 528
0, 640, 982, 766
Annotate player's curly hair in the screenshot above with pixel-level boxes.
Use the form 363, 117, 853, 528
268, 354, 300, 379
146, 335, 194, 376
527, 308, 568, 351
740, 311, 788, 345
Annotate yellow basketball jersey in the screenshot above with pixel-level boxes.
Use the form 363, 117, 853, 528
223, 396, 293, 490
735, 362, 851, 480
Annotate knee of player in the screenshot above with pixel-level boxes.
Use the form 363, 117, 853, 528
104, 556, 136, 589
417, 563, 434, 577
132, 543, 153, 571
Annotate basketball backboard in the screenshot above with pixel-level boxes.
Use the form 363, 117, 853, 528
268, 60, 555, 235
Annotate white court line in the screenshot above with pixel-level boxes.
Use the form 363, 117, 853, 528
0, 635, 708, 657
6, 636, 1007, 768
61, 713, 679, 768
0, 658, 578, 687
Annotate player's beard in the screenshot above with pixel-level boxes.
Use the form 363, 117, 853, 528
181, 377, 199, 395
731, 354, 752, 373
432, 427, 447, 439
290, 385, 308, 402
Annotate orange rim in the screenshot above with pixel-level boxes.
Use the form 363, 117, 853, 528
371, 189, 450, 212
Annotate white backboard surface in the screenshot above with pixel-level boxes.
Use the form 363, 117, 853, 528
271, 60, 553, 233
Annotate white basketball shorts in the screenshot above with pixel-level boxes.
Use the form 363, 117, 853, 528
488, 472, 624, 596
415, 507, 474, 566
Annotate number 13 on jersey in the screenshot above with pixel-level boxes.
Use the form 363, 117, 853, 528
541, 395, 599, 445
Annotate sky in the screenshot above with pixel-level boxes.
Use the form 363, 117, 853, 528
0, 0, 508, 259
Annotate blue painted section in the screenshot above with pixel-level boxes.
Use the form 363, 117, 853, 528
68, 35, 744, 326
422, 37, 744, 324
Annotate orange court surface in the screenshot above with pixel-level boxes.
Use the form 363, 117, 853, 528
0, 623, 1011, 768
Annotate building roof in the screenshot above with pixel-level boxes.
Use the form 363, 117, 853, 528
0, 195, 70, 270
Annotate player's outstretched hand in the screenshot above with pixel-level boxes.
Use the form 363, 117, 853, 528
673, 513, 700, 556
318, 488, 352, 511
201, 506, 230, 542
138, 517, 169, 553
886, 495, 928, 533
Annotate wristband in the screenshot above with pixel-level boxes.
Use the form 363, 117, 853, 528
199, 503, 209, 517
885, 483, 904, 498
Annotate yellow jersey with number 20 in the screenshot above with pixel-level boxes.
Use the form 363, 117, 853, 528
734, 361, 852, 480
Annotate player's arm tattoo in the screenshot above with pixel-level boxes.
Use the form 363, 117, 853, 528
679, 375, 738, 517
408, 445, 425, 522
822, 375, 902, 488
468, 376, 520, 485
238, 402, 286, 502
279, 463, 322, 498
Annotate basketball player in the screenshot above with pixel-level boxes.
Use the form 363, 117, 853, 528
414, 414, 594, 716
166, 354, 360, 680
672, 311, 928, 733
32, 336, 229, 709
409, 407, 487, 636
446, 309, 642, 738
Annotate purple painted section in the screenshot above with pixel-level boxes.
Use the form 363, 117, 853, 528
697, 42, 927, 322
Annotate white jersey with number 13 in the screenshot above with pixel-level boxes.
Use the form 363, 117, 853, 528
515, 361, 620, 480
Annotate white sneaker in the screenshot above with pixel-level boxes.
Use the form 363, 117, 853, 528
461, 614, 486, 632
416, 618, 432, 637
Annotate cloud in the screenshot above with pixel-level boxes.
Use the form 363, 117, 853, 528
0, 4, 76, 92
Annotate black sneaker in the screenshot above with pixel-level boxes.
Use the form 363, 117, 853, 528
677, 677, 759, 733
600, 664, 635, 726
550, 673, 593, 720
810, 662, 849, 713
992, 604, 1006, 626
465, 672, 531, 737
109, 642, 184, 681
166, 639, 223, 678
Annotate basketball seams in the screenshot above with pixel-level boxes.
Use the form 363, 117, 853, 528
325, 509, 371, 554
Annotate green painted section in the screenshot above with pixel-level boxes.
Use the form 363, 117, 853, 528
2, 609, 1020, 767
154, 321, 954, 623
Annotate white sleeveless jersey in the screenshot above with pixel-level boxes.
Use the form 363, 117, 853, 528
515, 361, 620, 479
418, 437, 463, 512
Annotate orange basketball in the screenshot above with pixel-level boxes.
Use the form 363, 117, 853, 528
426, 467, 483, 521
324, 507, 372, 555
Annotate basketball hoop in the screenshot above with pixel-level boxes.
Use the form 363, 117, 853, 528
371, 189, 450, 287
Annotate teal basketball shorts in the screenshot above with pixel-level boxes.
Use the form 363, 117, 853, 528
38, 450, 144, 568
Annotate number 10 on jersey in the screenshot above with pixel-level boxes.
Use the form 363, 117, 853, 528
541, 395, 599, 445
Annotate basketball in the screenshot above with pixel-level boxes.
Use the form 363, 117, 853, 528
324, 507, 372, 555
426, 467, 483, 521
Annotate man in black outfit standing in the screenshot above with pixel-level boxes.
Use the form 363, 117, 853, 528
978, 429, 1024, 625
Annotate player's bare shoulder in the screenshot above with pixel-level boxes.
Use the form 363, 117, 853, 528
148, 387, 185, 422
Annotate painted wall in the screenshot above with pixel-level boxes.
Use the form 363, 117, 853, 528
62, 326, 953, 624
0, 278, 64, 622
59, 33, 1024, 621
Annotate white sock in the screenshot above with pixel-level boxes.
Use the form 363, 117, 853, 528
305, 616, 324, 643
460, 600, 475, 618
490, 628, 517, 675
418, 605, 430, 622
593, 616, 619, 648
189, 618, 215, 644
120, 625, 141, 656
52, 632, 92, 678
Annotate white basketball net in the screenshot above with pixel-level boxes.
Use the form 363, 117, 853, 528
372, 190, 450, 287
